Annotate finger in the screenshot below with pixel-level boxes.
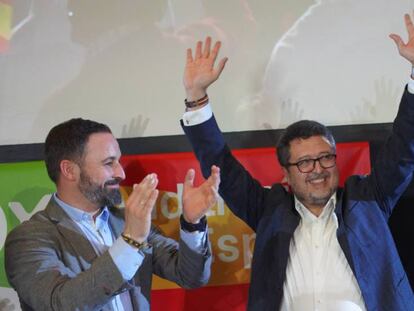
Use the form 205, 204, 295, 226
211, 165, 220, 174
139, 175, 158, 204
186, 48, 194, 64
210, 165, 221, 189
195, 41, 202, 59
126, 183, 141, 206
144, 189, 159, 213
389, 34, 405, 51
128, 174, 158, 207
204, 170, 220, 196
184, 168, 195, 189
208, 185, 219, 206
203, 36, 211, 58
142, 173, 158, 190
139, 188, 159, 216
130, 187, 157, 214
214, 57, 228, 79
210, 184, 219, 198
405, 13, 414, 39
210, 41, 222, 64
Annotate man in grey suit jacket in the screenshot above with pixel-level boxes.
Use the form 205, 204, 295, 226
5, 118, 220, 311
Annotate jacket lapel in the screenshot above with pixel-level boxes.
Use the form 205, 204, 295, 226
44, 198, 97, 265
334, 189, 356, 271
108, 207, 124, 238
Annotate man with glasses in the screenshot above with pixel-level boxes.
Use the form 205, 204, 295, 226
180, 14, 414, 311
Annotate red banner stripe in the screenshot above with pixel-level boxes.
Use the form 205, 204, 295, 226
0, 36, 9, 52
151, 283, 250, 311
120, 142, 370, 190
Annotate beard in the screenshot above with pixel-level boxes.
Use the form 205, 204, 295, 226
292, 171, 338, 208
78, 171, 122, 207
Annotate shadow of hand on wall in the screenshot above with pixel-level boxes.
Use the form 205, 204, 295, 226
262, 98, 304, 130
351, 77, 400, 123
121, 115, 150, 138
0, 298, 15, 311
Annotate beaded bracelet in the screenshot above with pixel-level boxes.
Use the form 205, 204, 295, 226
121, 233, 151, 250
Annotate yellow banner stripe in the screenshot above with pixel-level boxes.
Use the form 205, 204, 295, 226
0, 2, 12, 40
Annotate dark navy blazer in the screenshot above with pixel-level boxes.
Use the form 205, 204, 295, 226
182, 86, 414, 310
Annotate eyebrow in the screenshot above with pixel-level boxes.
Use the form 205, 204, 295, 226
102, 156, 118, 163
295, 151, 333, 162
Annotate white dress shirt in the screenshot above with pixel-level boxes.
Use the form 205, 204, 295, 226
279, 195, 366, 311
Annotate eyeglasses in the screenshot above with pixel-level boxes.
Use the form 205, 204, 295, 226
287, 154, 337, 173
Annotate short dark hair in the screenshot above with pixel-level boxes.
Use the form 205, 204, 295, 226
44, 118, 112, 183
276, 120, 336, 168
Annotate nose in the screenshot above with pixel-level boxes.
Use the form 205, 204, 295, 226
114, 162, 126, 181
313, 159, 324, 173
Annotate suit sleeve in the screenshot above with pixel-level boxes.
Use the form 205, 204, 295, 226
366, 85, 414, 217
181, 115, 273, 231
5, 221, 128, 311
148, 225, 212, 289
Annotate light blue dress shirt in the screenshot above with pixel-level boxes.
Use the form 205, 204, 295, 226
53, 193, 207, 311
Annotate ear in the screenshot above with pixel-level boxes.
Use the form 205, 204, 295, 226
60, 160, 80, 182
282, 167, 291, 185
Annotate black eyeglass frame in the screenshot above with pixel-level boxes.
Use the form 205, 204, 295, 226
287, 154, 337, 173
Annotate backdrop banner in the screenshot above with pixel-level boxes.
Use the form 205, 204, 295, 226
0, 142, 370, 310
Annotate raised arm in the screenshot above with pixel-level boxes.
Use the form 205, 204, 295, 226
181, 39, 277, 231
363, 13, 414, 215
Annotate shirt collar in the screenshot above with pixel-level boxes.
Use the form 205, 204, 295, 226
53, 193, 109, 226
294, 193, 336, 224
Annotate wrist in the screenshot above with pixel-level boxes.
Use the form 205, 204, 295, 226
185, 88, 207, 102
121, 232, 151, 250
185, 94, 209, 111
180, 214, 207, 232
122, 228, 147, 244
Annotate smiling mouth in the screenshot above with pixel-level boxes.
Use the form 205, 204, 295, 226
308, 178, 326, 184
106, 184, 120, 189
104, 180, 121, 189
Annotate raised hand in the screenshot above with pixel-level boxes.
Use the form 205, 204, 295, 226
390, 13, 414, 66
182, 165, 220, 224
184, 37, 228, 101
123, 174, 159, 243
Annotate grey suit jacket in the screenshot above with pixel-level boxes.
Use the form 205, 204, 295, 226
5, 198, 212, 311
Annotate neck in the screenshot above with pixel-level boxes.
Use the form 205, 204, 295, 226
56, 188, 100, 214
305, 205, 325, 217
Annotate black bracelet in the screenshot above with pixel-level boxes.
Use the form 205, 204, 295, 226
180, 215, 207, 232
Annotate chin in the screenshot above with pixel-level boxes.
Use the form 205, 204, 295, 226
310, 193, 334, 206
